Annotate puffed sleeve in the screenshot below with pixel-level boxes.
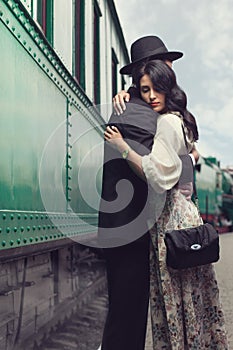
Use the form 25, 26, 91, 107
141, 113, 188, 193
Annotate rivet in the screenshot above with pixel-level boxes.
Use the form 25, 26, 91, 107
2, 214, 6, 220
10, 214, 14, 220
12, 26, 15, 32
32, 226, 36, 231
35, 215, 39, 219
29, 237, 33, 242
45, 235, 48, 240
23, 238, 27, 243
2, 241, 6, 247
38, 225, 41, 230
53, 234, 57, 238
17, 239, 21, 244
17, 33, 21, 39
10, 240, 14, 246
6, 227, 11, 233
14, 227, 17, 232
47, 225, 50, 229
20, 227, 24, 232
18, 214, 21, 219
43, 226, 46, 230
27, 226, 30, 231
24, 214, 28, 219
40, 236, 44, 241
35, 236, 39, 242
50, 235, 53, 239
6, 19, 9, 24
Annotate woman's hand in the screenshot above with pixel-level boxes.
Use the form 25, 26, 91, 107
105, 126, 145, 180
104, 126, 128, 152
113, 90, 131, 115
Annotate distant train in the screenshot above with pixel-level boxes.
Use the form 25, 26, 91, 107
195, 156, 233, 232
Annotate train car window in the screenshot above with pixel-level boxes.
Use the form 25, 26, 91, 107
74, 0, 85, 89
216, 172, 222, 190
112, 48, 119, 98
37, 0, 53, 45
93, 1, 102, 105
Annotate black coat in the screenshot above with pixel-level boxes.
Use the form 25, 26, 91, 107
98, 95, 158, 247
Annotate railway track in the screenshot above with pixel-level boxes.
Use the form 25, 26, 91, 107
35, 290, 108, 350
16, 257, 108, 350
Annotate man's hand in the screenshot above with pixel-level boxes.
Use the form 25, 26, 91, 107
178, 182, 193, 201
113, 90, 131, 115
191, 146, 199, 164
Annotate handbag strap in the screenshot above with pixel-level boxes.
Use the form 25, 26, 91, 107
181, 124, 200, 210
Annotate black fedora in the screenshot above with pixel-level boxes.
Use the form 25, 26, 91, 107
120, 35, 183, 75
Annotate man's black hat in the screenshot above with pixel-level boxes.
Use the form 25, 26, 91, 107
120, 35, 183, 75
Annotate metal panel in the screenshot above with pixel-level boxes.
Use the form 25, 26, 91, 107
0, 0, 105, 251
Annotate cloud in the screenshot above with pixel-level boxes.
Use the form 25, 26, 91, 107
182, 0, 233, 70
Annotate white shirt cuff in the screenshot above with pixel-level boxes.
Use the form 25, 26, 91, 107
189, 153, 196, 165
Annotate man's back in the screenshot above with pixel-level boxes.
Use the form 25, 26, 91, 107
98, 98, 158, 247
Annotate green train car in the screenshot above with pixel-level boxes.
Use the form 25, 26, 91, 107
0, 0, 129, 348
195, 156, 233, 232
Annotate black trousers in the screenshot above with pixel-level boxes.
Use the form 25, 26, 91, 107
101, 233, 150, 350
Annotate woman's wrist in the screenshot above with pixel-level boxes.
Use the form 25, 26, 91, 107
117, 140, 129, 153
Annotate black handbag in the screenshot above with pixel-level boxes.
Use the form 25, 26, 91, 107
164, 123, 220, 270
164, 223, 220, 270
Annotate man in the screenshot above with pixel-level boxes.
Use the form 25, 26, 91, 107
99, 36, 194, 350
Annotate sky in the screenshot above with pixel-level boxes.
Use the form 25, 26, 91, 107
114, 0, 233, 168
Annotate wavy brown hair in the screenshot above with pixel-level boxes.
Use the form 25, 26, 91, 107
132, 59, 199, 141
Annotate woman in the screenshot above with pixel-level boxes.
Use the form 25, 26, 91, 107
104, 60, 228, 349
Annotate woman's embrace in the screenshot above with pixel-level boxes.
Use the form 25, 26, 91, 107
104, 59, 228, 349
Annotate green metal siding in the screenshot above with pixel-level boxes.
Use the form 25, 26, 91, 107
0, 0, 104, 251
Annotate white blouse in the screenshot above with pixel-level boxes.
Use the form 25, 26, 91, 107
141, 112, 194, 193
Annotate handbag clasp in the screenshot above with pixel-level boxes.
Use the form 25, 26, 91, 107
190, 243, 201, 250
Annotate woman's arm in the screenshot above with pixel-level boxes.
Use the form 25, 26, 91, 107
104, 114, 185, 194
104, 126, 146, 180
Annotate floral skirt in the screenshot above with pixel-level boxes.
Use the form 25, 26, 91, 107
149, 189, 228, 349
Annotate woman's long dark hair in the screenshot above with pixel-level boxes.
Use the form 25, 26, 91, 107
132, 59, 199, 141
